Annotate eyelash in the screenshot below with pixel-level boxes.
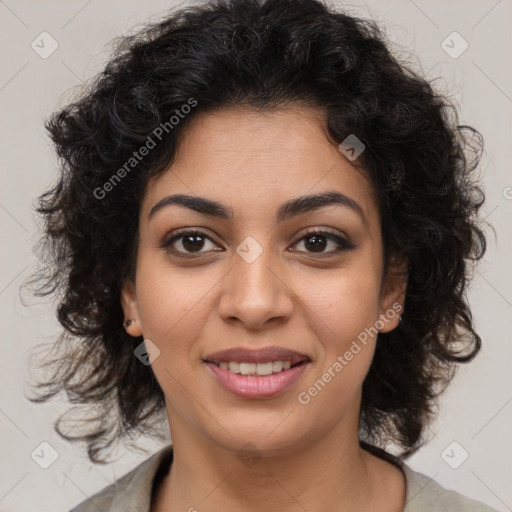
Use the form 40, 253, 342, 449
160, 227, 353, 258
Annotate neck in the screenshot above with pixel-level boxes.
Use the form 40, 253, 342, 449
152, 414, 405, 512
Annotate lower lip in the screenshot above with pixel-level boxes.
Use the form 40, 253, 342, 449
205, 362, 309, 399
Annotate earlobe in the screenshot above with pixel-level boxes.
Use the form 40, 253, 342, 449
378, 258, 408, 333
120, 280, 143, 337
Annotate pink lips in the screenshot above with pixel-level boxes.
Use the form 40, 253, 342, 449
204, 346, 311, 399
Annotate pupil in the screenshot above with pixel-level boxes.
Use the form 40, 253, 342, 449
306, 235, 326, 252
183, 234, 204, 252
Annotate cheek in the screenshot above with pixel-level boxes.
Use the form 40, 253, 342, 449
302, 266, 382, 341
134, 252, 214, 350
290, 273, 382, 434
296, 265, 382, 392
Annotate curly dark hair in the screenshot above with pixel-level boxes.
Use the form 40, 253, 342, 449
25, 0, 486, 464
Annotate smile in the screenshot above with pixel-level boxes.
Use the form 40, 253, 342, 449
203, 346, 311, 399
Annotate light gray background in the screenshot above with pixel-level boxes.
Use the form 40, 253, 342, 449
1, 1, 510, 511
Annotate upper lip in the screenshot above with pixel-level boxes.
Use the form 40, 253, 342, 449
204, 346, 311, 366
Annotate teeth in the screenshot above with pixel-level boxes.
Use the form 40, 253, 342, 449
272, 361, 283, 372
218, 360, 298, 375
228, 362, 240, 373
239, 362, 256, 375
256, 362, 273, 376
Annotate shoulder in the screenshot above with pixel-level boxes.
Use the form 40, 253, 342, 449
402, 463, 500, 512
69, 444, 173, 512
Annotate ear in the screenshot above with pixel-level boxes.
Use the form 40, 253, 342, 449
120, 279, 143, 337
377, 255, 408, 333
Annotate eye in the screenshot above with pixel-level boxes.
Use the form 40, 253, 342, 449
291, 228, 353, 255
161, 227, 353, 259
160, 229, 221, 257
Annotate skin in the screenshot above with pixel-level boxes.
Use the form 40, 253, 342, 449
121, 105, 407, 512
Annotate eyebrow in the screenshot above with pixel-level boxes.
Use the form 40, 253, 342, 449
148, 191, 366, 224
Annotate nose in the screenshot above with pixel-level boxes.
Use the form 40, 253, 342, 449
217, 246, 294, 330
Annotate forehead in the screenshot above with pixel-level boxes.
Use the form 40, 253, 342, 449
141, 106, 378, 225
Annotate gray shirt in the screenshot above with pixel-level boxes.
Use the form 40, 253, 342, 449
69, 444, 499, 511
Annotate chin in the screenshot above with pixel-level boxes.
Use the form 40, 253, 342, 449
200, 408, 316, 458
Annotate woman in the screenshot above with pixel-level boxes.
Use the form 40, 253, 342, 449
29, 0, 497, 510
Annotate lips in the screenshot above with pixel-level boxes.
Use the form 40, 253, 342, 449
203, 346, 311, 399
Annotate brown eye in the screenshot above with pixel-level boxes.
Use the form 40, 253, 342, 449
161, 229, 220, 257
292, 229, 353, 255
161, 227, 353, 259
303, 234, 328, 252
181, 233, 207, 252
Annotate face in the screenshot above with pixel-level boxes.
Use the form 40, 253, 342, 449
121, 105, 405, 457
